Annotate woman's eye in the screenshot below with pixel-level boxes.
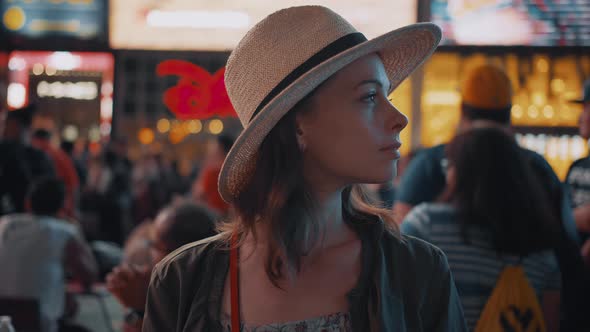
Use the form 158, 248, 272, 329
363, 92, 377, 103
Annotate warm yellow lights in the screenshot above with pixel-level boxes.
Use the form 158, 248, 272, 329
551, 79, 565, 93
423, 91, 461, 106
528, 105, 539, 119
208, 119, 224, 135
542, 105, 554, 119
3, 6, 26, 31
187, 120, 202, 134
531, 92, 545, 106
512, 105, 523, 119
168, 121, 188, 144
32, 63, 44, 76
536, 58, 549, 73
168, 127, 185, 144
45, 66, 57, 76
138, 128, 155, 145
157, 118, 170, 133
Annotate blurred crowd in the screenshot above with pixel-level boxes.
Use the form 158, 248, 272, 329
0, 65, 590, 332
0, 104, 234, 331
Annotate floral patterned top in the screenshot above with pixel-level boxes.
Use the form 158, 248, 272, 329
221, 312, 351, 332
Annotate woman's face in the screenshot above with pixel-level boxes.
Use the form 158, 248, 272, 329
296, 54, 408, 187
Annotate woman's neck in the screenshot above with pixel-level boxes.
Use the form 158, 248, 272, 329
310, 187, 352, 249
248, 188, 350, 249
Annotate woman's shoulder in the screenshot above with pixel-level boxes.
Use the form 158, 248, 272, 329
152, 233, 229, 284
380, 230, 451, 277
378, 231, 461, 317
387, 231, 446, 260
144, 233, 230, 330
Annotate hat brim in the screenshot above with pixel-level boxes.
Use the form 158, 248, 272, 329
218, 23, 442, 202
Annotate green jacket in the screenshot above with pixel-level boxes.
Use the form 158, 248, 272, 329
143, 220, 467, 331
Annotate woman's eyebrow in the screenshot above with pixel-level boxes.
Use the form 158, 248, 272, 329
356, 79, 391, 91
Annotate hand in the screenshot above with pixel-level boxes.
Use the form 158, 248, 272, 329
106, 263, 152, 310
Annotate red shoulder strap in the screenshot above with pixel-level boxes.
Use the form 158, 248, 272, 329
230, 235, 240, 332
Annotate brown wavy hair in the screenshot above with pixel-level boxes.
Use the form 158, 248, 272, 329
442, 127, 559, 255
221, 92, 398, 287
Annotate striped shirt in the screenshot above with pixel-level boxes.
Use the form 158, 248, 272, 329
401, 203, 561, 330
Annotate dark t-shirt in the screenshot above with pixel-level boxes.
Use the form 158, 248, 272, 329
396, 144, 447, 205
0, 141, 55, 215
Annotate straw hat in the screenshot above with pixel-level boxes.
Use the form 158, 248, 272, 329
219, 5, 441, 202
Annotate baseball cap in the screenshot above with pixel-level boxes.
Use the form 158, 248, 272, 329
461, 65, 513, 110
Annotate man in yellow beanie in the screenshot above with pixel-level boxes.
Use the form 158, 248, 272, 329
394, 65, 557, 219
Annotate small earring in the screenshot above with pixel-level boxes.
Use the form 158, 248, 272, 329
297, 137, 306, 152
298, 141, 306, 152
296, 127, 306, 152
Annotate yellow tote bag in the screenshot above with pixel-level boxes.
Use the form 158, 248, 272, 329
474, 265, 546, 332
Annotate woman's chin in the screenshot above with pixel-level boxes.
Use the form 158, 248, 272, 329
362, 170, 396, 184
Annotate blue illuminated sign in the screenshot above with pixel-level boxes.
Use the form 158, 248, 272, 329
1, 0, 106, 41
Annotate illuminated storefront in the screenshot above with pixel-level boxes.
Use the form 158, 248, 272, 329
1, 0, 110, 141
6, 51, 114, 141
419, 0, 590, 178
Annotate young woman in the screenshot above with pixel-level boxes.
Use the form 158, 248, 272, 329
143, 6, 466, 332
402, 127, 561, 331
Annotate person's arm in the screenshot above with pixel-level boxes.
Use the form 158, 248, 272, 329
542, 290, 560, 332
106, 263, 152, 332
106, 263, 152, 310
64, 232, 98, 289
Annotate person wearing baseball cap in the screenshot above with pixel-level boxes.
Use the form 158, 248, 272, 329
394, 65, 561, 219
143, 5, 467, 331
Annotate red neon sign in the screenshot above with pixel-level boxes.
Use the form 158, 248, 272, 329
156, 60, 236, 120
